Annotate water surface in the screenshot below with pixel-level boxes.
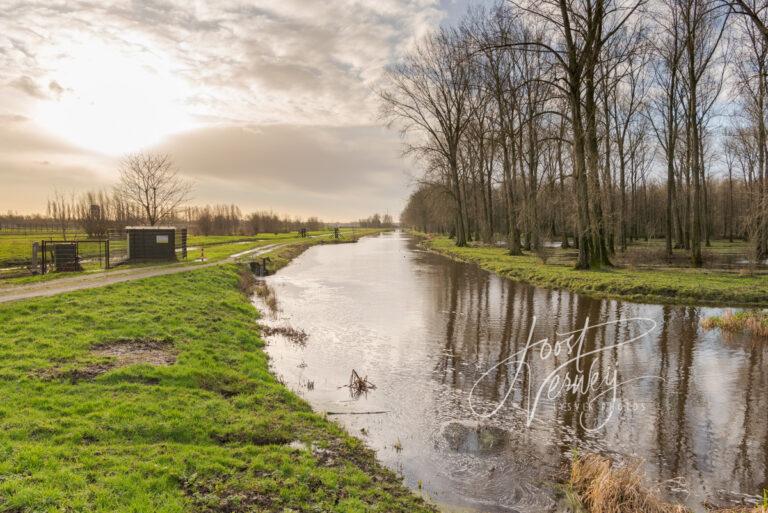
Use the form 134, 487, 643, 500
258, 232, 767, 512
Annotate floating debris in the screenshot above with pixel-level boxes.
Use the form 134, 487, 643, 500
340, 369, 376, 398
258, 324, 308, 345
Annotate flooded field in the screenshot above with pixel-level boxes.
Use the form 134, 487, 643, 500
256, 231, 768, 513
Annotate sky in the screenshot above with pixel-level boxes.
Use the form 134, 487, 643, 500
0, 0, 484, 222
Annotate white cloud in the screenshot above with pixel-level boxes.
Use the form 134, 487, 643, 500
0, 0, 460, 219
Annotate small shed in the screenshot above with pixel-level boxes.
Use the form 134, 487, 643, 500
126, 226, 177, 261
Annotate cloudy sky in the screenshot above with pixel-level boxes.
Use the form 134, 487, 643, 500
0, 0, 481, 221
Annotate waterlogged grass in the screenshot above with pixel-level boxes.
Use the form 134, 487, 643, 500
187, 231, 331, 247
424, 235, 768, 307
205, 228, 379, 264
255, 228, 386, 274
0, 264, 434, 512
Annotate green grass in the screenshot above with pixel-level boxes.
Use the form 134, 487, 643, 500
0, 231, 325, 268
0, 229, 381, 286
423, 235, 768, 307
196, 228, 373, 263
0, 262, 434, 512
0, 232, 88, 267
187, 231, 330, 247
252, 229, 387, 273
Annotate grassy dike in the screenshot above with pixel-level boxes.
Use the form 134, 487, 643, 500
0, 233, 435, 512
421, 234, 768, 307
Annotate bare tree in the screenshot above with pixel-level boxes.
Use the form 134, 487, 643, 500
472, 4, 527, 254
721, 0, 768, 42
115, 153, 192, 226
47, 190, 74, 240
380, 28, 475, 246
733, 6, 768, 259
648, 0, 686, 258
681, 0, 729, 266
77, 190, 111, 238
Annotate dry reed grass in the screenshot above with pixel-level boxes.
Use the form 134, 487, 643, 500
237, 268, 258, 294
701, 309, 768, 338
568, 453, 765, 513
238, 267, 279, 312
252, 280, 278, 313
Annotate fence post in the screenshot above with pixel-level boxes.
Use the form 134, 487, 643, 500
105, 239, 110, 270
31, 242, 39, 274
181, 228, 187, 259
41, 240, 47, 275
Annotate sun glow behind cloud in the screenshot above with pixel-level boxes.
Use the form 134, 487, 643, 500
33, 39, 194, 155
0, 0, 458, 218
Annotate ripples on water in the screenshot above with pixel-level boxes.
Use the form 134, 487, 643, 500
256, 231, 768, 513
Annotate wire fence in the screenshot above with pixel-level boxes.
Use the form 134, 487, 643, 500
0, 227, 189, 279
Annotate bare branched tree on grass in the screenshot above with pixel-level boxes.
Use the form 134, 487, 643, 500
116, 153, 192, 226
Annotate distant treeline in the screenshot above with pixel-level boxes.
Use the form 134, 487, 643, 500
358, 213, 395, 228
189, 205, 324, 235
1, 190, 389, 238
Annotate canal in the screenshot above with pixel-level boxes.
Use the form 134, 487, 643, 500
256, 231, 767, 512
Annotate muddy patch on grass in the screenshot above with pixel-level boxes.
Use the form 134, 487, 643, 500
211, 429, 292, 446
181, 474, 275, 513
90, 338, 177, 366
37, 338, 177, 382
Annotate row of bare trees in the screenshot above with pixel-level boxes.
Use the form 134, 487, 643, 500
358, 213, 395, 228
385, 0, 768, 268
45, 189, 147, 239
34, 193, 334, 239
245, 212, 324, 235
36, 153, 193, 239
21, 153, 329, 239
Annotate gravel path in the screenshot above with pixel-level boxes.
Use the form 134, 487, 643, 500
0, 243, 282, 304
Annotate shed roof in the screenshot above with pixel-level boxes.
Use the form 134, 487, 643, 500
125, 226, 177, 231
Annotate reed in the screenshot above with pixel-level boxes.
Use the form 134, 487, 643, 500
568, 453, 764, 513
702, 309, 768, 338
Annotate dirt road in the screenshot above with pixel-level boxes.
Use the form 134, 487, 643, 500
0, 243, 282, 304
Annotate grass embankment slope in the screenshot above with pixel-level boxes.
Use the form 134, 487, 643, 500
0, 261, 433, 510
422, 235, 768, 307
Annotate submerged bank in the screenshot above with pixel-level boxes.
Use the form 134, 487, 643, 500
0, 232, 434, 512
420, 234, 768, 307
